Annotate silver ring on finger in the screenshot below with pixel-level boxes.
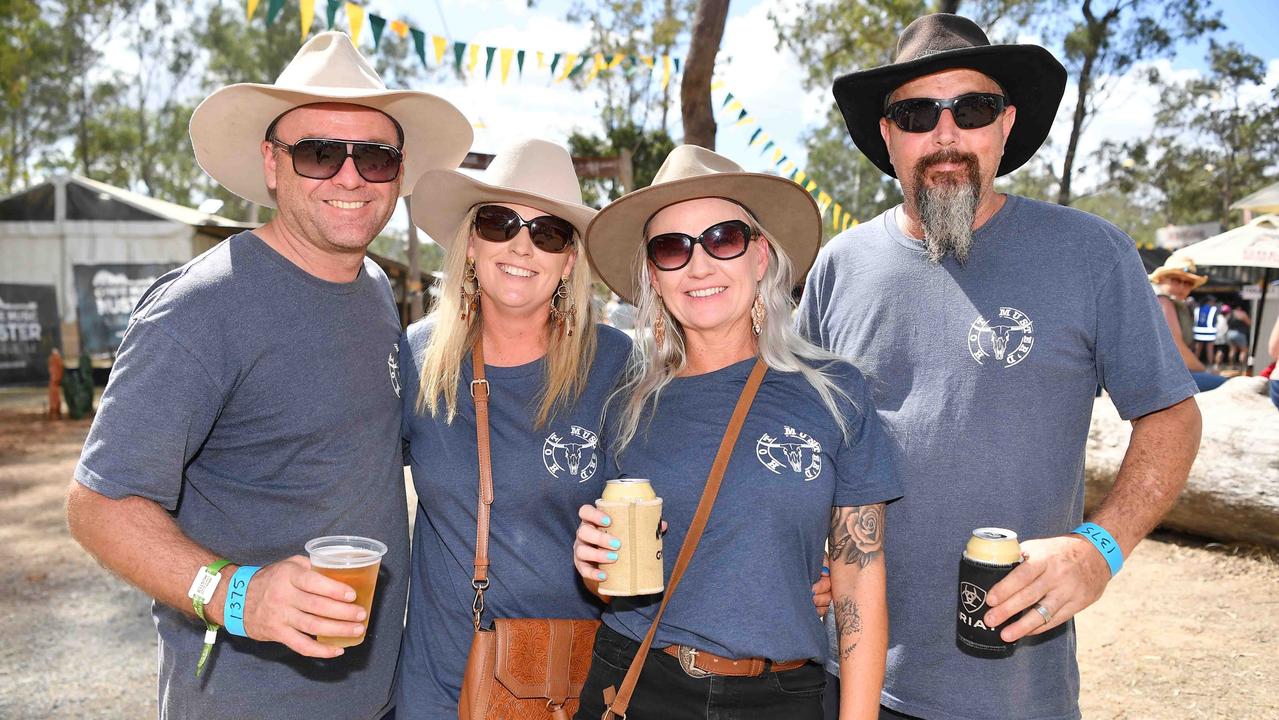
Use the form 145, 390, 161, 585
1033, 603, 1053, 626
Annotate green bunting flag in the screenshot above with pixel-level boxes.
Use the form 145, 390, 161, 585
550, 53, 562, 76
722, 92, 734, 108
567, 55, 588, 78
776, 155, 787, 167
453, 41, 466, 70
266, 0, 284, 25
411, 28, 427, 67
762, 140, 774, 154
485, 46, 496, 78
325, 0, 340, 28
516, 49, 525, 75
749, 128, 761, 144
736, 109, 748, 122
369, 14, 386, 49
673, 57, 681, 74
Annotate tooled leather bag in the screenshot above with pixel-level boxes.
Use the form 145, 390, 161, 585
458, 338, 599, 720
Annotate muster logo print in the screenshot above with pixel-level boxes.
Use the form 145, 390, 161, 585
543, 425, 599, 482
755, 426, 823, 481
388, 343, 401, 398
968, 306, 1034, 368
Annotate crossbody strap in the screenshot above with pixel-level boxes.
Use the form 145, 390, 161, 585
602, 357, 769, 719
470, 337, 494, 630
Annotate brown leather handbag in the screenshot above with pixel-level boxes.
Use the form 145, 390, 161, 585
458, 338, 599, 720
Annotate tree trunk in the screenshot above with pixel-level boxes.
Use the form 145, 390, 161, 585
680, 0, 730, 150
1057, 46, 1094, 207
938, 0, 961, 13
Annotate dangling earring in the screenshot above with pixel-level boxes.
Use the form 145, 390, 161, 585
653, 297, 667, 352
549, 274, 576, 337
460, 258, 480, 322
751, 291, 766, 336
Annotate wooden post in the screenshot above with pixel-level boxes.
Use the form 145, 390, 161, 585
619, 148, 634, 195
404, 196, 423, 323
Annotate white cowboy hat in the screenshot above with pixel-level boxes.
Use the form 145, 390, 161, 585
411, 137, 596, 248
189, 31, 472, 208
584, 144, 820, 304
1149, 255, 1208, 288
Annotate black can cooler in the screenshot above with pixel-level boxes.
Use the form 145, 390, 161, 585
956, 527, 1021, 658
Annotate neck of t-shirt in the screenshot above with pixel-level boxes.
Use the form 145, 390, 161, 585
254, 219, 367, 283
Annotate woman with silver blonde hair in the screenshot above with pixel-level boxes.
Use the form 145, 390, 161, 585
573, 145, 901, 720
394, 138, 632, 718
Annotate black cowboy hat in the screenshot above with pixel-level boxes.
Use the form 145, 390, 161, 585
831, 13, 1066, 178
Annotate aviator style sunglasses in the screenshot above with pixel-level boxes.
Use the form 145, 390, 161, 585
646, 219, 756, 271
268, 137, 404, 183
473, 204, 576, 253
883, 93, 1007, 133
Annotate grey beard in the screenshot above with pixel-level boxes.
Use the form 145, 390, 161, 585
916, 180, 979, 264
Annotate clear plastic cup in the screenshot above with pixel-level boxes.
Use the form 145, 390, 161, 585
304, 535, 388, 648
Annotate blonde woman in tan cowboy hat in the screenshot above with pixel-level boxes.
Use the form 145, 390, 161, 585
1150, 256, 1226, 391
571, 145, 902, 720
395, 137, 633, 718
67, 31, 470, 720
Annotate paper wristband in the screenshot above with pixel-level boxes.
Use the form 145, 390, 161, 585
1072, 522, 1123, 576
223, 566, 261, 637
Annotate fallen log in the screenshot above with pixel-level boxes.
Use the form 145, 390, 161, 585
1086, 376, 1279, 549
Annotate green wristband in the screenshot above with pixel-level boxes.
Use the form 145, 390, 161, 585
191, 559, 232, 677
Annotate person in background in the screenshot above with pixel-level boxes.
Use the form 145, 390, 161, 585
1225, 304, 1253, 370
1151, 257, 1227, 391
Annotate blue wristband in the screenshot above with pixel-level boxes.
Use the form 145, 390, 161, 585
223, 565, 261, 637
1072, 523, 1123, 576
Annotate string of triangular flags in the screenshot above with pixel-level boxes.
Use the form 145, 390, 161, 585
712, 80, 856, 233
247, 0, 683, 89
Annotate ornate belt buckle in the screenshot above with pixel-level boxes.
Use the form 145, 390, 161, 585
677, 646, 712, 678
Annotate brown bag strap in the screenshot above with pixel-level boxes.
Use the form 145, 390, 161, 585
602, 357, 769, 719
470, 337, 494, 630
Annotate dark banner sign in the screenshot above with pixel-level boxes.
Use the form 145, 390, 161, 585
74, 264, 176, 357
0, 283, 62, 384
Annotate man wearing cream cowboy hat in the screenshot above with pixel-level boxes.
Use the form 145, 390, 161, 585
797, 13, 1203, 720
1149, 256, 1227, 391
67, 31, 471, 719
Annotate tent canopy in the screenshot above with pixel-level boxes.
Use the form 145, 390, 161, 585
1231, 182, 1279, 214
1175, 215, 1279, 270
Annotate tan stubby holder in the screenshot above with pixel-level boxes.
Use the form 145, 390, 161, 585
595, 479, 664, 596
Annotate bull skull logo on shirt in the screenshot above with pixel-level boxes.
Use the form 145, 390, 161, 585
388, 343, 401, 398
542, 425, 599, 482
968, 307, 1034, 368
755, 426, 822, 481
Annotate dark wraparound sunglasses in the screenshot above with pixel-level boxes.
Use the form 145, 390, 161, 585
884, 93, 1007, 133
646, 219, 755, 271
268, 137, 403, 183
473, 204, 575, 253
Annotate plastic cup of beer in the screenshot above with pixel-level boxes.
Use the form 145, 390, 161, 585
305, 535, 388, 648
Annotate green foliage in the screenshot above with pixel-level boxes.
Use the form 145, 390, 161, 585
1099, 41, 1279, 227
801, 107, 901, 240
568, 124, 676, 205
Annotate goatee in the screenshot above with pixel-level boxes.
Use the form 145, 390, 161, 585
910, 149, 981, 264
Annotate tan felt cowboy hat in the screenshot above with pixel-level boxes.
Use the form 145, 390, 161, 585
190, 31, 472, 208
1149, 256, 1208, 288
585, 144, 820, 304
832, 13, 1066, 178
410, 137, 596, 248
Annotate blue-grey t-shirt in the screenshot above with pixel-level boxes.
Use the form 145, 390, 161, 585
603, 358, 901, 663
395, 322, 632, 719
74, 232, 409, 720
799, 197, 1196, 720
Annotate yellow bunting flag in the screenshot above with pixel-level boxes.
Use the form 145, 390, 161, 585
793, 170, 806, 185
805, 179, 818, 193
726, 99, 743, 113
556, 53, 579, 82
816, 191, 832, 214
832, 203, 843, 230
536, 51, 545, 68
390, 20, 409, 38
467, 44, 480, 74
584, 52, 607, 82
345, 3, 364, 45
661, 55, 672, 90
499, 47, 515, 83
247, 0, 260, 20
735, 115, 755, 127
782, 161, 796, 175
844, 215, 856, 231
772, 147, 783, 163
299, 0, 314, 40
608, 53, 625, 69
751, 132, 769, 148
431, 35, 448, 64
640, 55, 654, 68
711, 79, 725, 91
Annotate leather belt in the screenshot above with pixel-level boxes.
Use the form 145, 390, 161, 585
661, 644, 808, 678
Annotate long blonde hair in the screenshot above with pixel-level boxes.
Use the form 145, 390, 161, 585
611, 210, 853, 453
415, 205, 597, 428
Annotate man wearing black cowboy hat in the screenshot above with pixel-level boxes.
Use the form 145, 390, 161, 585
798, 14, 1202, 720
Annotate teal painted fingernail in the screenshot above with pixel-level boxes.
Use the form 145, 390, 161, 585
601, 516, 611, 526
609, 539, 621, 550
597, 571, 607, 581
607, 552, 618, 561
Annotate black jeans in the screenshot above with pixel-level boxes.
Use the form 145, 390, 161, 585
575, 624, 825, 720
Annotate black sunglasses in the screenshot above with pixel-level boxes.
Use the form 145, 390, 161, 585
473, 204, 575, 253
268, 137, 403, 183
884, 93, 1007, 133
646, 219, 755, 271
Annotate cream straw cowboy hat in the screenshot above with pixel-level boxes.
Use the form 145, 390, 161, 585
189, 31, 472, 208
1149, 256, 1208, 288
585, 144, 820, 304
411, 137, 596, 248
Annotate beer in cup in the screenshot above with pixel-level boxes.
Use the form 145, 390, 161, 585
305, 535, 387, 648
595, 479, 664, 596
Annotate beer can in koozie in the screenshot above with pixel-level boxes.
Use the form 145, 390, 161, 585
595, 479, 664, 596
956, 527, 1021, 658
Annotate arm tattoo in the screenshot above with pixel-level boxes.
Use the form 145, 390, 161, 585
833, 597, 862, 659
829, 504, 885, 568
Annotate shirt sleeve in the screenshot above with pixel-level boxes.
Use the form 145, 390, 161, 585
796, 249, 830, 348
1094, 241, 1198, 420
73, 318, 226, 510
831, 366, 903, 507
398, 331, 415, 467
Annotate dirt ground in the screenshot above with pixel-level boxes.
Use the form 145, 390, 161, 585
1, 387, 1276, 719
